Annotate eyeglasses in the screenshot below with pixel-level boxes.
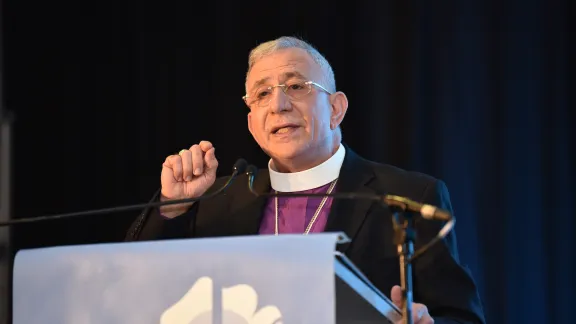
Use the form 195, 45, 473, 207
243, 80, 332, 108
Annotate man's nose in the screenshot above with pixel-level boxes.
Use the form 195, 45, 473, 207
268, 87, 292, 113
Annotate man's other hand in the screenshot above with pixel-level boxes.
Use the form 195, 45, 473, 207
391, 285, 434, 324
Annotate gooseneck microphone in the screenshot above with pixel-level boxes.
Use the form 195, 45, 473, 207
382, 195, 451, 221
0, 158, 248, 227
245, 165, 452, 221
244, 164, 455, 262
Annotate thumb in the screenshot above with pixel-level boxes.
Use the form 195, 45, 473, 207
391, 285, 403, 308
203, 147, 218, 173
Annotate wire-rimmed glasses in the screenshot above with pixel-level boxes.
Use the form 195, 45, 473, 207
243, 80, 332, 108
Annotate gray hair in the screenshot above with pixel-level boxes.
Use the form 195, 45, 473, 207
246, 36, 336, 93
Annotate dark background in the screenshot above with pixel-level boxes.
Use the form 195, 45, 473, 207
2, 0, 574, 323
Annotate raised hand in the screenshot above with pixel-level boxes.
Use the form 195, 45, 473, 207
159, 140, 218, 218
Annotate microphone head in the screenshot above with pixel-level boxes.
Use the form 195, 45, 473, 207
245, 164, 259, 194
246, 164, 258, 177
233, 158, 248, 174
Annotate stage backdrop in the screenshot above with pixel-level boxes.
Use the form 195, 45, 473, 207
3, 1, 573, 324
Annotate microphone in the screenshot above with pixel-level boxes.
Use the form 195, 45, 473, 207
244, 164, 455, 262
0, 158, 248, 227
382, 195, 451, 221
245, 165, 451, 221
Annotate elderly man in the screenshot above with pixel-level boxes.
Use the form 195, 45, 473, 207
126, 36, 485, 324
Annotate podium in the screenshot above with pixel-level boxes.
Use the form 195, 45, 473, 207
12, 233, 401, 324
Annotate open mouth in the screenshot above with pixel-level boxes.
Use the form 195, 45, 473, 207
272, 125, 299, 134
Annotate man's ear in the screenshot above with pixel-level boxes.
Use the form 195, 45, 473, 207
247, 112, 254, 136
329, 91, 349, 129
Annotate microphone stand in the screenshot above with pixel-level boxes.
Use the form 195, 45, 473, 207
0, 112, 11, 324
390, 206, 415, 324
0, 7, 14, 322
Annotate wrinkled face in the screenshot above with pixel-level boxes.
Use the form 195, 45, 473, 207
245, 48, 336, 163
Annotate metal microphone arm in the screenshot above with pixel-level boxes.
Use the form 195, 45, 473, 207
0, 159, 248, 227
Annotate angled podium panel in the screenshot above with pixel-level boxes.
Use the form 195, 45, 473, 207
13, 233, 400, 324
335, 253, 401, 324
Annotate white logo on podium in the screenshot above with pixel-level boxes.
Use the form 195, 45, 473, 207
160, 276, 283, 324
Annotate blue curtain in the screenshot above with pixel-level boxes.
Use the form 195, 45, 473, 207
344, 1, 573, 323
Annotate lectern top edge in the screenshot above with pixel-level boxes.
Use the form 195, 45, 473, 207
335, 232, 351, 245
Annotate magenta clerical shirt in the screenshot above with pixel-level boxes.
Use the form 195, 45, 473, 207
258, 182, 336, 234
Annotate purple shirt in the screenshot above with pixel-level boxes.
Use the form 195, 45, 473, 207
259, 182, 336, 234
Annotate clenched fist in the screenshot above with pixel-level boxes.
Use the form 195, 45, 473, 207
159, 140, 219, 218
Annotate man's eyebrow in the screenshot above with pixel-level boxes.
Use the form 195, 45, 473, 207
250, 71, 308, 91
283, 71, 307, 80
251, 77, 270, 90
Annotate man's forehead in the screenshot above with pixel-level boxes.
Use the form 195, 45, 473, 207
250, 61, 309, 81
246, 49, 319, 88
253, 70, 306, 84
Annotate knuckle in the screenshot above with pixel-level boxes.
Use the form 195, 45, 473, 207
166, 155, 178, 163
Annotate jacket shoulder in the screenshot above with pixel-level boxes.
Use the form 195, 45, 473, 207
362, 158, 442, 200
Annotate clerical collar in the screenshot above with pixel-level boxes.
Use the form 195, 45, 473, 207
268, 144, 346, 192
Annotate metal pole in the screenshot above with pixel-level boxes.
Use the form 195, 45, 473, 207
391, 208, 415, 324
0, 114, 12, 324
0, 0, 13, 321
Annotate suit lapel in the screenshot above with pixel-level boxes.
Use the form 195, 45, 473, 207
324, 145, 376, 253
227, 170, 271, 236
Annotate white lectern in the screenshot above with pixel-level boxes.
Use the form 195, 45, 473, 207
13, 233, 401, 324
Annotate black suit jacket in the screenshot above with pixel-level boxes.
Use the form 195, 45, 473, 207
126, 146, 485, 324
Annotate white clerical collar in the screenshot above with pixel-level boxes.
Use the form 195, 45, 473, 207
268, 144, 346, 192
